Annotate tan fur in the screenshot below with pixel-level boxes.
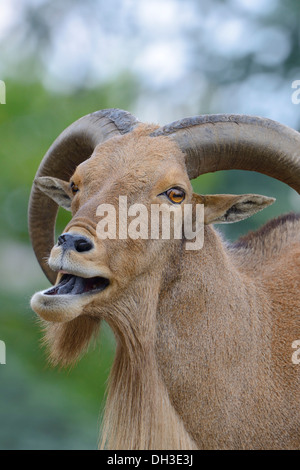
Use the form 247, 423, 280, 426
32, 124, 300, 449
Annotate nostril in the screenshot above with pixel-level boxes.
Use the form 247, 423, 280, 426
74, 237, 93, 253
57, 233, 93, 252
57, 234, 66, 246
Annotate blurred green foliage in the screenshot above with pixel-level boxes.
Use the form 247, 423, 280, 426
0, 77, 136, 449
0, 0, 299, 451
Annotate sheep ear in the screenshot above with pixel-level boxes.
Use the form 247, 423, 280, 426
193, 194, 275, 224
34, 176, 72, 211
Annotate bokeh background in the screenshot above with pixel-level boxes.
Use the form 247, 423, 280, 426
0, 0, 299, 450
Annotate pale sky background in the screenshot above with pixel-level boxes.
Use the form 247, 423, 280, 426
0, 0, 299, 126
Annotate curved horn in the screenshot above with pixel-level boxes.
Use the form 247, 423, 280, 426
29, 109, 139, 284
151, 114, 300, 194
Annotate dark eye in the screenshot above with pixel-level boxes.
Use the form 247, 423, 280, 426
70, 181, 79, 194
165, 188, 185, 204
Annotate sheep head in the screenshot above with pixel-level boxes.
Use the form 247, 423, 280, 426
29, 109, 300, 364
31, 125, 193, 323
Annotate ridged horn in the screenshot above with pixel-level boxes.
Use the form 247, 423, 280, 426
29, 109, 139, 284
151, 114, 300, 194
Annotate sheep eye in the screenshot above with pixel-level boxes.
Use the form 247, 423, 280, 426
70, 182, 79, 194
165, 188, 185, 204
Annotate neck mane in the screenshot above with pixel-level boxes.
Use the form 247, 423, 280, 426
99, 273, 197, 450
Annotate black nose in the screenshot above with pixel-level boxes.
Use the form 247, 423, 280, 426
57, 233, 94, 253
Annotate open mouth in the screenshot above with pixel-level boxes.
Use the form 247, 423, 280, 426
44, 274, 110, 296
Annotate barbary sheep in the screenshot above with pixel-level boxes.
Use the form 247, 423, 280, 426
29, 109, 300, 450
